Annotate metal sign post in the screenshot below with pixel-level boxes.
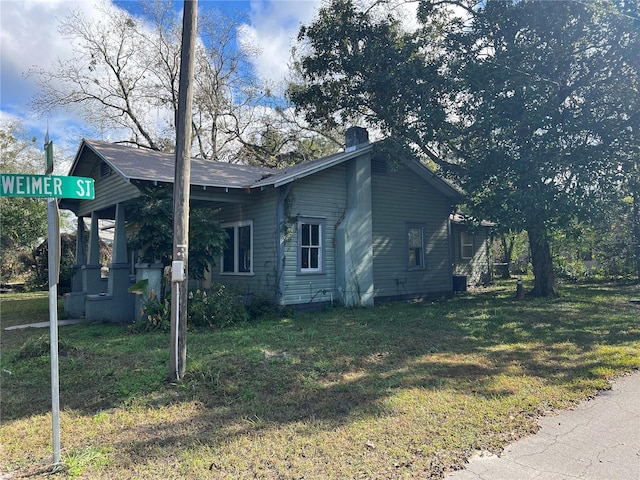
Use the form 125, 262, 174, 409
45, 134, 61, 466
2, 133, 94, 467
47, 196, 61, 465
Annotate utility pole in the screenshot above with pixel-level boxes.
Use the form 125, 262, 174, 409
170, 0, 197, 381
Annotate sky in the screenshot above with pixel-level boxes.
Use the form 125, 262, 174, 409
0, 0, 322, 162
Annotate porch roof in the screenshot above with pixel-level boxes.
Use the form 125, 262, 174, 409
72, 139, 275, 189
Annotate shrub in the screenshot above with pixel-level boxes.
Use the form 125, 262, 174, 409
129, 297, 171, 333
188, 284, 248, 328
130, 284, 274, 333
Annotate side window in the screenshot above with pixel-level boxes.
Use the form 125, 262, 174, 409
461, 231, 474, 259
221, 220, 253, 274
298, 218, 325, 274
222, 226, 235, 272
238, 224, 251, 272
407, 224, 425, 270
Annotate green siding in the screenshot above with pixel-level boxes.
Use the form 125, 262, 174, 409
335, 155, 374, 306
452, 225, 491, 285
280, 164, 347, 306
77, 165, 140, 217
207, 190, 279, 297
371, 163, 453, 299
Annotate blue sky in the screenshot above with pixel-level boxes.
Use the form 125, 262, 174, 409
0, 0, 321, 161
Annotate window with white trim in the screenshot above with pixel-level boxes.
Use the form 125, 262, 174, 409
298, 218, 325, 274
221, 220, 253, 274
461, 231, 474, 259
407, 224, 425, 269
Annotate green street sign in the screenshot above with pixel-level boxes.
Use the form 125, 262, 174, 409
0, 173, 95, 200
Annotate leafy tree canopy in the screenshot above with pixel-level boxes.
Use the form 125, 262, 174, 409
289, 0, 639, 295
0, 121, 48, 282
126, 184, 226, 281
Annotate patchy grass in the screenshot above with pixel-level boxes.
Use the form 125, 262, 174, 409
0, 291, 66, 328
1, 281, 639, 479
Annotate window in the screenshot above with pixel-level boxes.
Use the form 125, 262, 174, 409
461, 232, 474, 259
407, 225, 425, 269
298, 218, 325, 274
221, 221, 253, 274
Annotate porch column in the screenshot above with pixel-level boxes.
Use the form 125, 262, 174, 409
88, 212, 100, 264
85, 204, 135, 323
71, 216, 86, 292
64, 216, 89, 318
105, 203, 135, 318
111, 202, 128, 264
82, 211, 104, 294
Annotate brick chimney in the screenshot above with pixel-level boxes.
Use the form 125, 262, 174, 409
345, 126, 369, 152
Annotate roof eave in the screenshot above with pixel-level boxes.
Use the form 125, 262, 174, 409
258, 144, 375, 188
82, 139, 133, 182
404, 159, 463, 199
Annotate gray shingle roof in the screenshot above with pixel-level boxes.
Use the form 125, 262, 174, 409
71, 138, 461, 198
253, 145, 373, 188
77, 139, 275, 189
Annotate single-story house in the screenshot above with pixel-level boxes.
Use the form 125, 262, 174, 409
60, 127, 491, 322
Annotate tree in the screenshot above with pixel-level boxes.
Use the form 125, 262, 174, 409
29, 1, 264, 161
632, 167, 640, 281
0, 121, 48, 283
451, 1, 638, 295
289, 0, 639, 296
239, 122, 343, 168
126, 185, 226, 281
28, 233, 78, 293
126, 185, 174, 265
28, 0, 337, 166
493, 229, 528, 279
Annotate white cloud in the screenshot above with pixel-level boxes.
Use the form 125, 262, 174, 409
237, 0, 421, 93
0, 0, 325, 151
239, 0, 321, 92
0, 1, 132, 150
0, 1, 106, 111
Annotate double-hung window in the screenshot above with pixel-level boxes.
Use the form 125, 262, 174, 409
407, 224, 425, 270
298, 218, 324, 274
461, 232, 474, 259
221, 220, 253, 274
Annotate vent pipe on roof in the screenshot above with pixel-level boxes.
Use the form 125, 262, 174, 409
345, 126, 369, 152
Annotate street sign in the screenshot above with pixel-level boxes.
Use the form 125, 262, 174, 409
0, 173, 94, 200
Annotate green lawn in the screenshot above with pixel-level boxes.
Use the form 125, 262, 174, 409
1, 281, 639, 479
0, 291, 66, 328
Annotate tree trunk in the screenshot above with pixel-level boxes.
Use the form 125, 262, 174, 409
500, 233, 515, 279
527, 224, 558, 297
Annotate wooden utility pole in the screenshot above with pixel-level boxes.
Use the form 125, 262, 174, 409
170, 0, 197, 381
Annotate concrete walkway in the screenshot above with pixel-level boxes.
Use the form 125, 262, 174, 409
3, 319, 85, 330
446, 371, 640, 480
